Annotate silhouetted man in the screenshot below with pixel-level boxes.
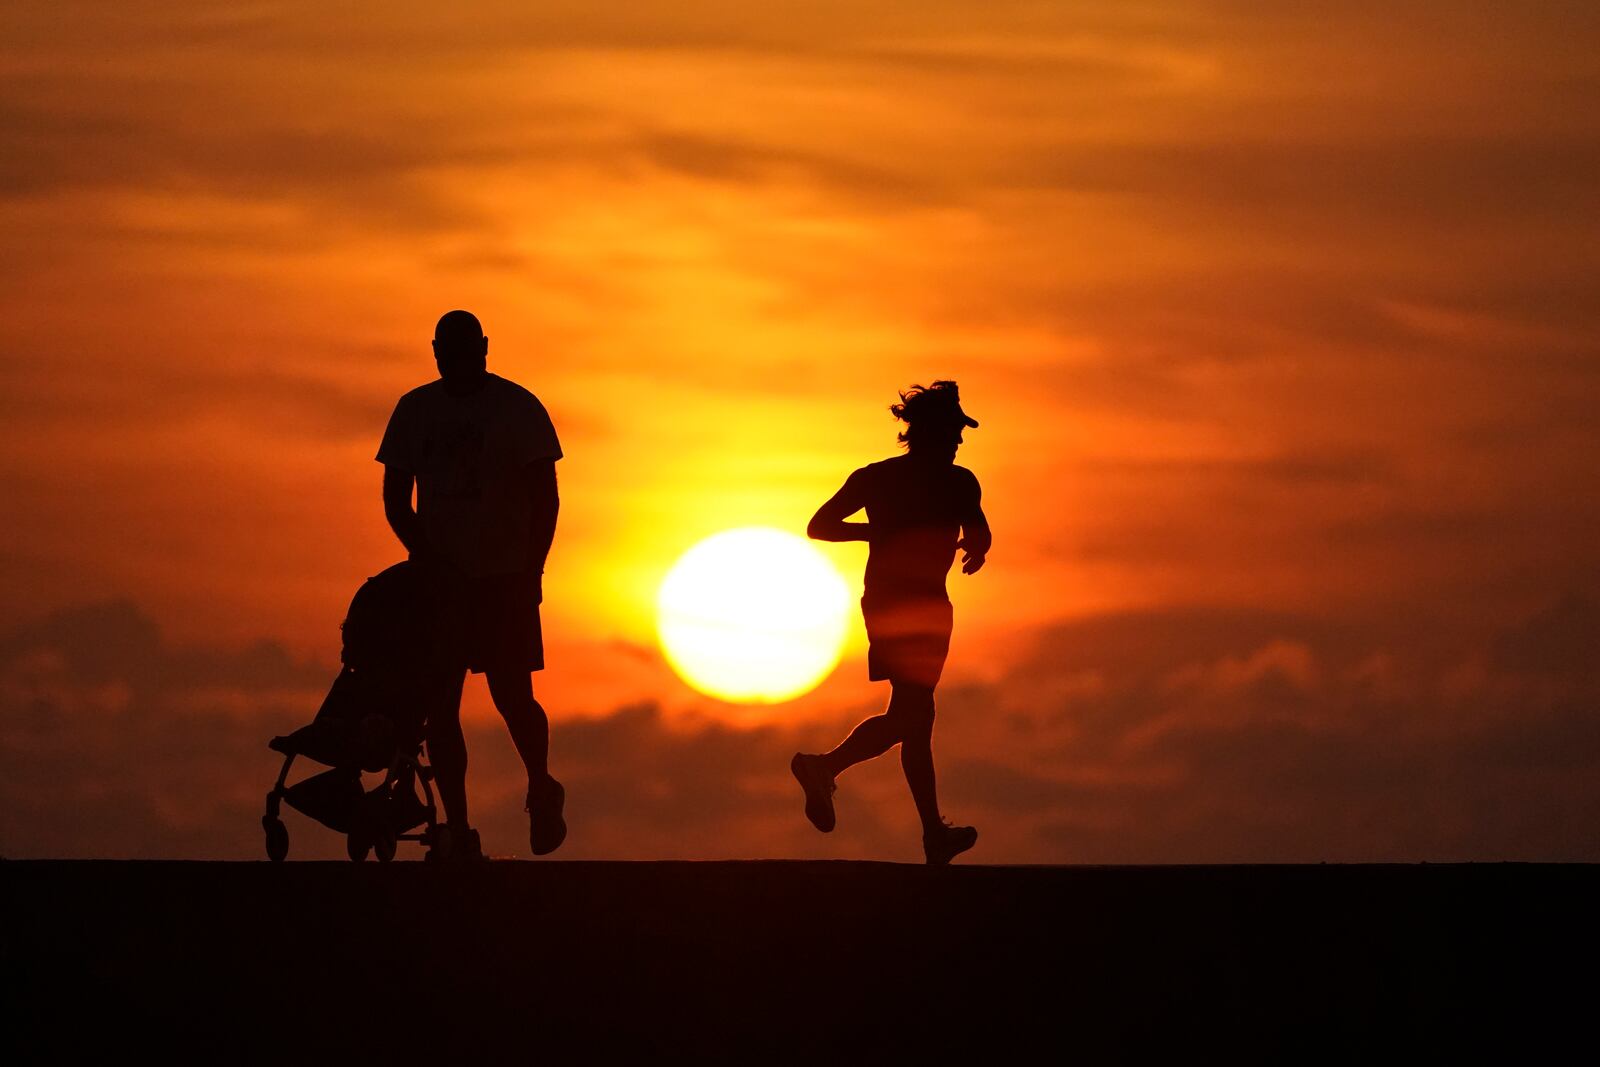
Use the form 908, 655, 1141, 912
377, 310, 566, 859
792, 381, 991, 864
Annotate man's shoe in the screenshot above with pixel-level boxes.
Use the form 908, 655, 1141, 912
790, 753, 837, 833
425, 824, 485, 862
923, 820, 978, 866
526, 775, 567, 856
455, 825, 487, 861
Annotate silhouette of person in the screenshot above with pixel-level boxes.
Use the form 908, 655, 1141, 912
791, 381, 991, 864
377, 310, 567, 859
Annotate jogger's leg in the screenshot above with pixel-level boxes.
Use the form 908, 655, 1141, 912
820, 708, 903, 778
888, 682, 942, 833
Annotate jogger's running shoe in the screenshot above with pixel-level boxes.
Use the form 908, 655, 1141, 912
526, 775, 567, 856
923, 820, 978, 866
790, 753, 837, 833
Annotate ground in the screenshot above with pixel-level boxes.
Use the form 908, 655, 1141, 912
6, 861, 1595, 1061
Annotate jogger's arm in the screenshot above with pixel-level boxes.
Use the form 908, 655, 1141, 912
958, 474, 990, 574
808, 469, 871, 542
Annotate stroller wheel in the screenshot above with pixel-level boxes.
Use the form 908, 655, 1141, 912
359, 782, 399, 863
263, 816, 289, 863
347, 831, 372, 862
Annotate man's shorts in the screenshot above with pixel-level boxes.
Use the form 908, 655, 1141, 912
862, 595, 953, 689
457, 573, 544, 675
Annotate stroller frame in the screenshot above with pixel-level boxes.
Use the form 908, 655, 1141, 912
262, 740, 450, 863
263, 559, 463, 863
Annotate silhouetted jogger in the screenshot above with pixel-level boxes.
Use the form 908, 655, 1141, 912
377, 310, 567, 859
792, 381, 991, 864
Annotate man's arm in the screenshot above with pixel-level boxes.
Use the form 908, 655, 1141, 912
807, 470, 870, 543
958, 475, 991, 575
382, 465, 431, 559
527, 459, 559, 580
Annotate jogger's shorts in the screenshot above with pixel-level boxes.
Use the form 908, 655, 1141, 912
862, 595, 952, 689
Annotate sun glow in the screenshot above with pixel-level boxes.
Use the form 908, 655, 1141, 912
657, 527, 851, 704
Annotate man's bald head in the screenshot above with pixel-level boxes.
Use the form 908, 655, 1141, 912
432, 309, 489, 391
434, 309, 484, 343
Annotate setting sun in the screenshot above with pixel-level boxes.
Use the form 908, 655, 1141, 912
657, 527, 851, 704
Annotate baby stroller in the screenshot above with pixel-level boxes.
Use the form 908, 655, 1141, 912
263, 560, 461, 862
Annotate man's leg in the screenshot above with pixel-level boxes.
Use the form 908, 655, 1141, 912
888, 682, 942, 833
485, 667, 565, 855
484, 668, 550, 780
425, 668, 470, 827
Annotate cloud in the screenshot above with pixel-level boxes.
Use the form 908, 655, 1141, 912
0, 598, 891, 860
0, 601, 335, 858
5, 594, 1599, 863
1492, 594, 1600, 684
932, 602, 1600, 861
0, 4, 1598, 864
1079, 449, 1396, 489
0, 353, 402, 443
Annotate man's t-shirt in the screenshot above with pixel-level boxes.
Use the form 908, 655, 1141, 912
376, 373, 562, 577
838, 455, 982, 602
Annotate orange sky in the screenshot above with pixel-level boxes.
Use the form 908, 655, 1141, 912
2, 3, 1598, 860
